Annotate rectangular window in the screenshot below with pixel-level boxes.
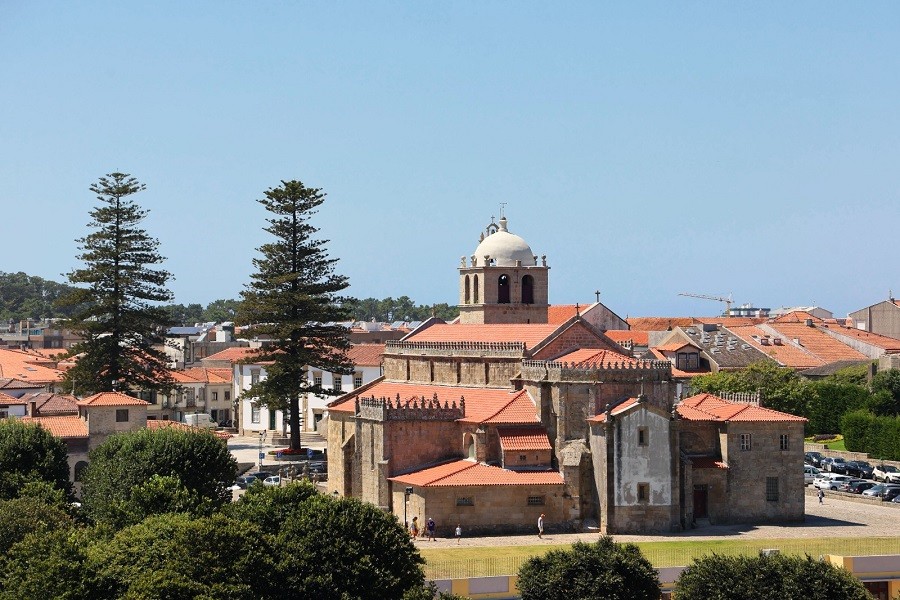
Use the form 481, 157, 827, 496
740, 433, 752, 451
527, 495, 545, 506
638, 427, 648, 446
456, 497, 474, 506
212, 392, 218, 402
519, 454, 527, 462
250, 370, 260, 385
354, 373, 363, 388
251, 404, 261, 424
115, 409, 129, 423
313, 372, 323, 388
225, 391, 231, 401
333, 375, 342, 391
766, 477, 779, 502
638, 483, 649, 503
779, 434, 789, 451
0, 409, 8, 419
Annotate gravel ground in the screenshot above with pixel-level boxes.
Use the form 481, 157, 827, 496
414, 494, 900, 548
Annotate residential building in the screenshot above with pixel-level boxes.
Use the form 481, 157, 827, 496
849, 295, 900, 341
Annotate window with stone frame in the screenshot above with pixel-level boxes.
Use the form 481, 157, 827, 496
115, 409, 129, 423
353, 372, 363, 388
456, 497, 474, 506
766, 477, 779, 502
638, 427, 648, 446
250, 369, 260, 385
212, 392, 218, 402
779, 434, 789, 451
637, 483, 650, 503
313, 371, 323, 388
333, 375, 343, 391
740, 433, 752, 451
251, 403, 261, 424
527, 495, 545, 506
225, 390, 231, 401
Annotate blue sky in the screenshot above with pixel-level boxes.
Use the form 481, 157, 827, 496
1, 3, 898, 318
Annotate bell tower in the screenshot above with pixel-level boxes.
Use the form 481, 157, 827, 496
458, 215, 549, 324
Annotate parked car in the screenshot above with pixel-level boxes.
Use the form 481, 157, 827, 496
862, 483, 900, 498
873, 464, 900, 484
845, 460, 874, 479
844, 480, 877, 494
263, 475, 282, 487
883, 486, 900, 502
815, 474, 854, 490
248, 471, 273, 481
837, 478, 865, 492
824, 457, 848, 473
804, 466, 821, 485
805, 451, 825, 467
234, 475, 258, 489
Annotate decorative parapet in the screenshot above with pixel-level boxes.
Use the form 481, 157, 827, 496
355, 393, 466, 421
385, 340, 527, 358
719, 391, 761, 406
520, 359, 672, 383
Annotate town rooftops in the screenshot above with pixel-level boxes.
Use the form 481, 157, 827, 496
551, 348, 639, 366
21, 415, 88, 439
389, 459, 564, 487
497, 427, 552, 451
0, 348, 64, 384
676, 393, 806, 423
346, 343, 385, 367
406, 323, 560, 349
0, 391, 25, 404
77, 391, 149, 407
20, 392, 78, 415
587, 397, 641, 423
203, 346, 256, 363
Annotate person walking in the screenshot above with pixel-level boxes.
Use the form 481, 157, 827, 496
426, 517, 436, 541
455, 524, 462, 544
537, 513, 544, 538
411, 516, 420, 539
818, 488, 825, 504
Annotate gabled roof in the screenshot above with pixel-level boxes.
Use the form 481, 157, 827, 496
0, 391, 25, 404
820, 326, 900, 353
346, 344, 385, 367
655, 341, 698, 353
0, 348, 64, 384
22, 416, 88, 439
647, 349, 709, 378
20, 392, 78, 415
497, 427, 552, 451
603, 329, 649, 346
173, 367, 233, 384
203, 347, 256, 363
406, 323, 559, 350
627, 317, 694, 331
676, 393, 806, 423
0, 377, 39, 390
551, 348, 639, 367
328, 382, 538, 425
77, 391, 149, 407
547, 305, 581, 325
146, 419, 232, 439
388, 459, 564, 487
587, 397, 641, 423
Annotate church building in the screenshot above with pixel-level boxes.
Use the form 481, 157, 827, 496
326, 216, 805, 536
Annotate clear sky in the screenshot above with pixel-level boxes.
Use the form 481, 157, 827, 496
2, 3, 898, 319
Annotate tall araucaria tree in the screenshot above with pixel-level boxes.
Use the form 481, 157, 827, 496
238, 180, 352, 451
58, 173, 176, 396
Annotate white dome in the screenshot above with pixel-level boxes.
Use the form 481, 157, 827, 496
473, 217, 535, 267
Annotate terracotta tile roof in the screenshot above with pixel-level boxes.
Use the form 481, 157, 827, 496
655, 341, 696, 353
693, 317, 769, 327
627, 317, 694, 331
21, 416, 88, 438
406, 324, 559, 349
820, 326, 900, 352
174, 367, 234, 384
725, 324, 823, 369
347, 344, 385, 367
0, 348, 64, 384
328, 382, 538, 425
588, 397, 641, 423
145, 419, 232, 439
603, 330, 649, 345
690, 457, 728, 470
20, 392, 78, 415
0, 378, 39, 390
766, 322, 868, 364
551, 348, 639, 366
389, 459, 565, 487
0, 391, 25, 404
203, 347, 256, 363
771, 311, 821, 324
647, 349, 708, 378
547, 305, 579, 324
497, 427, 552, 451
77, 391, 149, 407
677, 393, 807, 423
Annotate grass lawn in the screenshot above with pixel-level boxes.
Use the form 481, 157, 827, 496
825, 438, 847, 451
418, 536, 900, 579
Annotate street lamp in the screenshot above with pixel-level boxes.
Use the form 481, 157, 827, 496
403, 486, 413, 533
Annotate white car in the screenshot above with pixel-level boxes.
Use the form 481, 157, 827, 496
263, 475, 282, 487
814, 474, 853, 490
804, 465, 821, 485
872, 464, 900, 484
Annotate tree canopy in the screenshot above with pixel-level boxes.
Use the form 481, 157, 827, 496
58, 173, 176, 396
237, 180, 352, 451
0, 271, 80, 321
80, 427, 236, 528
517, 537, 661, 600
0, 419, 71, 500
673, 552, 871, 600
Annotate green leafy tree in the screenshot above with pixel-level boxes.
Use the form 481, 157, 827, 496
690, 361, 810, 416
237, 180, 352, 451
805, 381, 871, 434
0, 528, 94, 600
0, 271, 81, 321
80, 427, 236, 528
203, 298, 241, 322
57, 172, 176, 396
517, 537, 660, 600
86, 513, 273, 600
871, 369, 900, 416
673, 552, 871, 599
0, 419, 71, 500
226, 479, 319, 533
826, 363, 871, 386
0, 496, 73, 556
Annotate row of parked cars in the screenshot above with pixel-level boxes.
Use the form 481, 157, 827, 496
805, 451, 900, 483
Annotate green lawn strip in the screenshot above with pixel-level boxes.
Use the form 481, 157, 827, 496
419, 537, 900, 579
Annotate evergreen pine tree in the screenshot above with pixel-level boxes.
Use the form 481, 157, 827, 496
238, 180, 352, 451
59, 173, 175, 396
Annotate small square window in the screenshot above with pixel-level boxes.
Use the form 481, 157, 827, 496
115, 409, 129, 423
766, 477, 779, 502
527, 496, 545, 506
779, 434, 789, 451
456, 497, 474, 506
638, 427, 648, 446
740, 433, 752, 451
637, 483, 649, 503
519, 454, 527, 461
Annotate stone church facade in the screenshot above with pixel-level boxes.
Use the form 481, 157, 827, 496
326, 216, 805, 536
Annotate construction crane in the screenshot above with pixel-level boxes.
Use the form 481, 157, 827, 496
679, 292, 733, 315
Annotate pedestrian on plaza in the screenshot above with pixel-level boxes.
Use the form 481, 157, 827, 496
411, 516, 420, 539
818, 488, 825, 504
455, 524, 462, 544
538, 513, 544, 538
426, 517, 436, 541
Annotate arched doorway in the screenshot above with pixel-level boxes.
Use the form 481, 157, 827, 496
498, 274, 510, 303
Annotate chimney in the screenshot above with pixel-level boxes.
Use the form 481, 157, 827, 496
805, 319, 814, 327
30, 401, 37, 416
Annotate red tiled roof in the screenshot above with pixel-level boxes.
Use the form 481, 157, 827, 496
821, 326, 900, 352
551, 348, 639, 366
693, 317, 768, 326
771, 311, 821, 324
328, 382, 538, 425
647, 349, 708, 378
173, 367, 233, 384
145, 419, 231, 439
389, 459, 565, 487
20, 392, 78, 415
655, 341, 696, 353
0, 378, 40, 390
547, 305, 579, 325
347, 344, 385, 366
497, 427, 552, 451
677, 393, 806, 422
203, 347, 256, 363
627, 317, 694, 331
0, 391, 25, 404
726, 324, 824, 369
603, 330, 649, 345
0, 348, 64, 384
588, 397, 641, 423
77, 391, 149, 407
767, 322, 868, 364
406, 324, 558, 349
691, 457, 728, 470
22, 416, 88, 438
